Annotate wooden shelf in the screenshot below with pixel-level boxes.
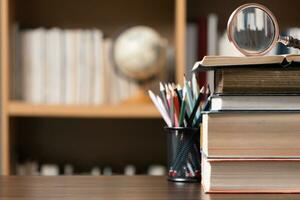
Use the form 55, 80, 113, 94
0, 0, 184, 175
8, 101, 160, 118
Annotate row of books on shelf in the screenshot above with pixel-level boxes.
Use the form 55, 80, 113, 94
187, 14, 300, 63
196, 55, 300, 193
12, 28, 140, 105
16, 161, 166, 176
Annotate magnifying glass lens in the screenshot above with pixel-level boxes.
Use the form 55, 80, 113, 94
231, 7, 276, 54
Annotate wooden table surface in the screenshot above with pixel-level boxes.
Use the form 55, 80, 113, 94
0, 176, 300, 200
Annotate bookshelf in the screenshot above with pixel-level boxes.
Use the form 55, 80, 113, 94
2, 0, 300, 176
8, 101, 160, 118
0, 0, 186, 175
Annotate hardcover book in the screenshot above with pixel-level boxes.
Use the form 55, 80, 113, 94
210, 94, 300, 111
202, 156, 300, 193
193, 54, 300, 70
214, 69, 300, 94
201, 111, 300, 158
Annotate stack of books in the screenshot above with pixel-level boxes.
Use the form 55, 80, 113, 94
194, 54, 300, 193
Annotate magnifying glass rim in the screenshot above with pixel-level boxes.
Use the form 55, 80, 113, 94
227, 3, 279, 56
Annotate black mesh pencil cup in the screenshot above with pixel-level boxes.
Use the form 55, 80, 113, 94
165, 127, 201, 182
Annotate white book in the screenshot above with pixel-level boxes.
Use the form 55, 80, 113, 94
210, 95, 300, 111
92, 29, 104, 105
85, 31, 92, 104
60, 30, 66, 104
78, 30, 89, 104
185, 23, 198, 80
64, 30, 77, 104
46, 28, 63, 104
207, 14, 218, 93
74, 30, 82, 104
21, 29, 46, 103
103, 39, 117, 104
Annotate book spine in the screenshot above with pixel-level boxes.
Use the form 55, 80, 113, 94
46, 28, 62, 104
64, 30, 76, 104
92, 30, 104, 105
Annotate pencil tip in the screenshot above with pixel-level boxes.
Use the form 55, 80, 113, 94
159, 82, 164, 90
200, 86, 205, 93
177, 84, 182, 90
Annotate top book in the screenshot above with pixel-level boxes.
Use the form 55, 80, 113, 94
193, 54, 300, 70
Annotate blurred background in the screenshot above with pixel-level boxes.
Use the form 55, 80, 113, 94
0, 0, 299, 175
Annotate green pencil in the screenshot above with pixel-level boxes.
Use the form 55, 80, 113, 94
179, 89, 187, 127
184, 76, 194, 115
188, 92, 202, 127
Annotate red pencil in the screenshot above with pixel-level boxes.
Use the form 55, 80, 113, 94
172, 90, 180, 127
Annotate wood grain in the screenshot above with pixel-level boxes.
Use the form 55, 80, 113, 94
8, 101, 160, 118
1, 0, 10, 175
0, 176, 300, 199
175, 0, 186, 84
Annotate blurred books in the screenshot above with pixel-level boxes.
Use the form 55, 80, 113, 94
16, 161, 166, 176
12, 27, 139, 105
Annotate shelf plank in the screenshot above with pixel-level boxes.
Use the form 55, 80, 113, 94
8, 101, 160, 118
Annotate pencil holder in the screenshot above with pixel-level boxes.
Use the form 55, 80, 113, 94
165, 127, 201, 182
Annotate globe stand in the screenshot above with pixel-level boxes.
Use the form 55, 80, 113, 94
121, 86, 152, 105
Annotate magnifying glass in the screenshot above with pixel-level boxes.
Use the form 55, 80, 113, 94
227, 3, 300, 56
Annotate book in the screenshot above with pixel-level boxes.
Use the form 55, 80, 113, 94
202, 111, 300, 158
202, 157, 300, 193
17, 28, 145, 105
21, 29, 46, 104
92, 29, 104, 105
46, 28, 63, 104
64, 30, 77, 104
214, 69, 300, 94
78, 30, 90, 104
210, 94, 300, 111
185, 23, 198, 80
193, 54, 300, 70
206, 14, 218, 93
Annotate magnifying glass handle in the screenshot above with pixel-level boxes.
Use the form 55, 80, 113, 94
279, 36, 300, 50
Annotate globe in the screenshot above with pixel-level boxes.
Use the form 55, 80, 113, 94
113, 26, 165, 82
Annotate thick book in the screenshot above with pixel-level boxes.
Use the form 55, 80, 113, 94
201, 111, 300, 158
215, 69, 300, 94
193, 55, 300, 94
202, 156, 300, 193
210, 94, 300, 111
193, 54, 300, 70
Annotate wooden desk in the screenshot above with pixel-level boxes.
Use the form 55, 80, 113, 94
0, 176, 299, 200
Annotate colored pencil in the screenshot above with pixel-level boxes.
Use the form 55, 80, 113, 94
188, 91, 202, 127
159, 82, 169, 112
149, 76, 210, 128
179, 89, 187, 127
148, 90, 172, 127
172, 89, 180, 127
